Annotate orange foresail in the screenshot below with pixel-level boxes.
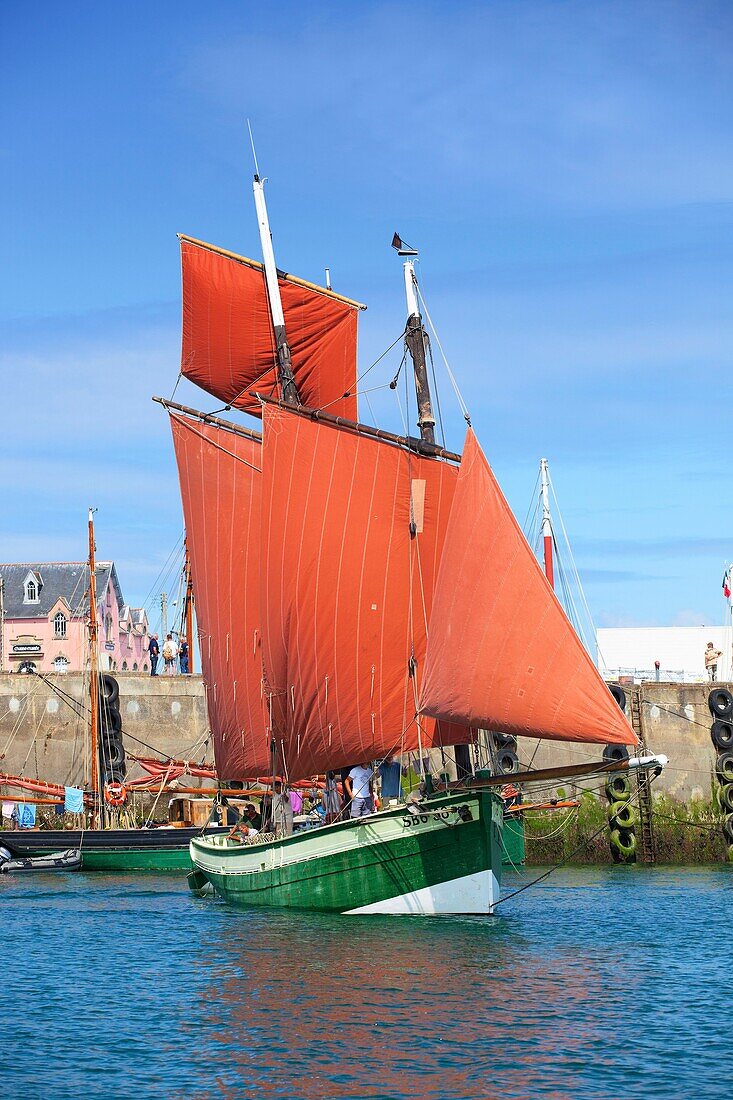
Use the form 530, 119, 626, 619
170, 412, 272, 777
180, 238, 360, 420
259, 404, 462, 780
420, 430, 638, 746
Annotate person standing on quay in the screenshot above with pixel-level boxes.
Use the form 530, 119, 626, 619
705, 641, 722, 681
148, 634, 160, 676
179, 636, 190, 675
162, 633, 178, 675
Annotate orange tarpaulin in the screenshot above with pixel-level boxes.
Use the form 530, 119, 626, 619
420, 430, 637, 746
181, 238, 360, 420
260, 405, 464, 780
170, 413, 273, 777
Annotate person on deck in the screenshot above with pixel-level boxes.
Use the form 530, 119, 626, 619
378, 755, 403, 809
345, 763, 374, 818
148, 634, 160, 676
705, 642, 722, 681
272, 781, 294, 836
179, 636, 190, 675
228, 803, 262, 843
322, 771, 341, 824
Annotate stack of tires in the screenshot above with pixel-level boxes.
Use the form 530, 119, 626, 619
605, 685, 636, 864
490, 731, 520, 776
99, 674, 126, 790
708, 688, 733, 862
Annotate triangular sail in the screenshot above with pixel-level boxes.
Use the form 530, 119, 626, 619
169, 412, 272, 777
260, 404, 462, 780
420, 430, 637, 746
180, 237, 362, 420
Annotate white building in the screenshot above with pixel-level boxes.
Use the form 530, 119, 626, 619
597, 625, 733, 683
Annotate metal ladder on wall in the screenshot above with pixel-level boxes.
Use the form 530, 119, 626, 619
630, 688, 656, 863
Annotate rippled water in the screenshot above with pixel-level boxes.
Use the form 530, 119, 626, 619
2, 865, 729, 1098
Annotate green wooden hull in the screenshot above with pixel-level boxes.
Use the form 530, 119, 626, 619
502, 815, 526, 867
79, 848, 192, 872
191, 790, 503, 915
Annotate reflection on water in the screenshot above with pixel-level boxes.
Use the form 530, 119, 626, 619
2, 866, 730, 1098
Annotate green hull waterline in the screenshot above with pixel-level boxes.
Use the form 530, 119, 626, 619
191, 790, 503, 915
79, 848, 192, 871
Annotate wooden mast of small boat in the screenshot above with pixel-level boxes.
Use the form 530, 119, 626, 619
393, 234, 436, 445
87, 508, 103, 827
183, 539, 195, 675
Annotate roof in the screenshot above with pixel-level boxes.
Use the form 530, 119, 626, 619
0, 562, 124, 620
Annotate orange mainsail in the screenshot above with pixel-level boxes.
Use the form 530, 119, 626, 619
260, 404, 463, 779
420, 430, 637, 746
180, 237, 361, 421
169, 412, 272, 777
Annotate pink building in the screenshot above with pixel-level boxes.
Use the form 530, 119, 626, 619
0, 562, 149, 674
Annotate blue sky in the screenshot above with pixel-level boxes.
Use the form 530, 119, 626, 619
2, 1, 732, 630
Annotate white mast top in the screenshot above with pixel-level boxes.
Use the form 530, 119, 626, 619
403, 260, 420, 321
252, 177, 286, 331
540, 458, 552, 540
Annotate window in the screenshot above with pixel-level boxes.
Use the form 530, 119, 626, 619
18, 661, 36, 674
24, 579, 38, 603
53, 612, 67, 639
53, 655, 69, 673
105, 613, 113, 641
143, 662, 148, 672
122, 661, 128, 671
132, 662, 138, 671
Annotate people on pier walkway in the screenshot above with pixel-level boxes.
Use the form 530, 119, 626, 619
148, 634, 160, 676
162, 634, 178, 675
179, 636, 190, 675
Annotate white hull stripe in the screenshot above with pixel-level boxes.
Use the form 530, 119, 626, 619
344, 869, 500, 916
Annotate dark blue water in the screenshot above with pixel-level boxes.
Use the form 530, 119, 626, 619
2, 866, 729, 1098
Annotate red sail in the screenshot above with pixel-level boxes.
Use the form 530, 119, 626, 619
420, 430, 637, 746
260, 405, 461, 780
169, 412, 272, 777
180, 237, 362, 421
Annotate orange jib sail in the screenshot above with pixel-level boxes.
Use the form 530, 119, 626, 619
169, 412, 272, 777
420, 430, 637, 746
180, 237, 361, 420
260, 405, 460, 780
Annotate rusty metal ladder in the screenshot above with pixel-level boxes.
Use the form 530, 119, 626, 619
630, 687, 656, 863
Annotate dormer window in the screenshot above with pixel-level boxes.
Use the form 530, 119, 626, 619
24, 576, 39, 604
53, 612, 67, 639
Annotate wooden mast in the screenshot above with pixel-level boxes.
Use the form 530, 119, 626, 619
393, 235, 436, 445
252, 175, 300, 406
87, 508, 103, 827
183, 538, 195, 675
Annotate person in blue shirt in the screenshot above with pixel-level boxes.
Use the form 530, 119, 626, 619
179, 636, 190, 675
148, 634, 160, 676
378, 755, 403, 809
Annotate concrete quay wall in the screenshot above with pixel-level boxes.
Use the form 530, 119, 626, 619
0, 673, 723, 803
518, 680, 723, 803
0, 672, 211, 789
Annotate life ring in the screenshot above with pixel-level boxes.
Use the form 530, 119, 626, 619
609, 827, 636, 859
104, 782, 127, 807
711, 721, 733, 751
608, 801, 636, 829
716, 752, 733, 785
709, 688, 733, 720
605, 775, 631, 800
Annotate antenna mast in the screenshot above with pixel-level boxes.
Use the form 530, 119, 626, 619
183, 539, 195, 675
540, 458, 554, 589
392, 234, 436, 445
248, 125, 299, 406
